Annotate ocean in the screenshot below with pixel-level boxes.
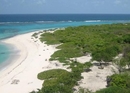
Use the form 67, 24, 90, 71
0, 14, 130, 68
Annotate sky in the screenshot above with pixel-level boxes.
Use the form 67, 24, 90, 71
0, 0, 130, 14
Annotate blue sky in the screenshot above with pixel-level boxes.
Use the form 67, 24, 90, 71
0, 0, 130, 14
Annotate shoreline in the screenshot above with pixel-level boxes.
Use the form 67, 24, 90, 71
0, 28, 61, 70
0, 42, 20, 71
0, 30, 57, 93
0, 28, 118, 93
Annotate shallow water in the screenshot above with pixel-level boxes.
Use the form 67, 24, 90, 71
0, 43, 10, 64
0, 14, 130, 69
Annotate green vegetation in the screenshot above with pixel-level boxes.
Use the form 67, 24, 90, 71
107, 73, 130, 88
77, 87, 93, 93
38, 69, 73, 93
36, 61, 92, 93
37, 69, 68, 80
40, 23, 130, 63
96, 86, 130, 93
32, 32, 39, 38
34, 23, 130, 93
96, 73, 130, 93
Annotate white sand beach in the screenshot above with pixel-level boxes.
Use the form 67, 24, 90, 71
0, 31, 63, 93
0, 30, 117, 93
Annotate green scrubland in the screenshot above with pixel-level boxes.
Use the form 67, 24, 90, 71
31, 23, 130, 93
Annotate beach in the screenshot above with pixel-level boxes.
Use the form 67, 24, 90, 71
0, 30, 117, 93
0, 30, 59, 93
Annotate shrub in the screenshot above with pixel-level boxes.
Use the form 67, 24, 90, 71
107, 73, 130, 89
37, 69, 69, 80
96, 86, 130, 93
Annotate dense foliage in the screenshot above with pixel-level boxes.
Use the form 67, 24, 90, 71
37, 69, 73, 93
40, 23, 130, 62
37, 69, 68, 80
37, 62, 92, 93
107, 73, 130, 88
96, 73, 130, 93
35, 23, 130, 93
96, 86, 130, 93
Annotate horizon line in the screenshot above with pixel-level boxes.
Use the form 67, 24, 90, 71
0, 13, 130, 15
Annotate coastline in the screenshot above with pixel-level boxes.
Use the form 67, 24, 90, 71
0, 30, 57, 93
0, 42, 20, 71
0, 28, 118, 93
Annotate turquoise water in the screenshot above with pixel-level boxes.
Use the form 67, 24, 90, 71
0, 21, 125, 40
0, 43, 10, 65
0, 14, 130, 69
0, 21, 129, 65
0, 21, 115, 66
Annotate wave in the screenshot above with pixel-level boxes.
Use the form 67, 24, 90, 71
35, 21, 56, 23
0, 21, 59, 24
0, 22, 32, 24
0, 20, 74, 24
84, 20, 101, 22
0, 20, 130, 25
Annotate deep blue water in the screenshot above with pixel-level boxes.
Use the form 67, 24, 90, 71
0, 14, 130, 22
0, 14, 130, 68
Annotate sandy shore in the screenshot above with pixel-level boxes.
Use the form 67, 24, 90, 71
0, 31, 61, 93
0, 30, 117, 93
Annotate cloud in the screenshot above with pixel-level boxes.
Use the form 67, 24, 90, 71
114, 0, 130, 5
21, 0, 46, 5
36, 0, 46, 5
2, 0, 12, 7
4, 0, 8, 2
114, 0, 121, 4
114, 0, 130, 8
22, 0, 25, 3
